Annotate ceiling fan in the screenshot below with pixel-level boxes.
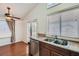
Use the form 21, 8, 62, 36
4, 7, 20, 21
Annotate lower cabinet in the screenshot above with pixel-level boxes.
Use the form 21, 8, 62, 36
39, 41, 79, 56
70, 51, 79, 56
51, 51, 62, 56
40, 46, 50, 56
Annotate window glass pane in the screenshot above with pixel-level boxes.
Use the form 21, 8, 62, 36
0, 20, 11, 35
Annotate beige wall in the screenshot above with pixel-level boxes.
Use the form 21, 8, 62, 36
24, 3, 47, 33
15, 20, 24, 42
22, 4, 48, 43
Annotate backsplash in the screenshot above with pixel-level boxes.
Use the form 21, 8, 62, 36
38, 33, 46, 37
58, 36, 79, 42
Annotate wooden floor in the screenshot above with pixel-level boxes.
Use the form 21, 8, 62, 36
0, 41, 29, 56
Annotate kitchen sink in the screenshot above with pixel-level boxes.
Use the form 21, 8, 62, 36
44, 38, 54, 42
53, 39, 68, 46
44, 38, 68, 46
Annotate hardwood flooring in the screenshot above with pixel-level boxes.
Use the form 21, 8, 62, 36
0, 41, 29, 56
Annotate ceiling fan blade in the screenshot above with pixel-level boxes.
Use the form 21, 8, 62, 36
4, 7, 20, 21
12, 16, 21, 19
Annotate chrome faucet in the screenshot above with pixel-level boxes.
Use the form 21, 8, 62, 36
54, 35, 57, 39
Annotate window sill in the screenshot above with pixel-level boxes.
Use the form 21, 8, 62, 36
0, 33, 11, 39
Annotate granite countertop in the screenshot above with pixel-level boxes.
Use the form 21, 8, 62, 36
31, 36, 79, 53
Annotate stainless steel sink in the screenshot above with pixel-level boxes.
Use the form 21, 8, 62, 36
44, 38, 68, 46
44, 38, 54, 42
53, 39, 68, 46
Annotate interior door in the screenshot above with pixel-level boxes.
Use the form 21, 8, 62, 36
31, 22, 37, 37
26, 23, 31, 42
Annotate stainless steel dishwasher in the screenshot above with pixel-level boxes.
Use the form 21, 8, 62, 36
29, 38, 39, 56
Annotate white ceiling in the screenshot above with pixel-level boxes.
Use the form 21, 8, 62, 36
0, 3, 38, 19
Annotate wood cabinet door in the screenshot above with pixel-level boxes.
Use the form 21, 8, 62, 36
70, 51, 79, 56
53, 52, 62, 56
51, 51, 62, 56
40, 46, 50, 56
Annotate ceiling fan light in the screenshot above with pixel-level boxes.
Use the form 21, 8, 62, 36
6, 16, 12, 21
